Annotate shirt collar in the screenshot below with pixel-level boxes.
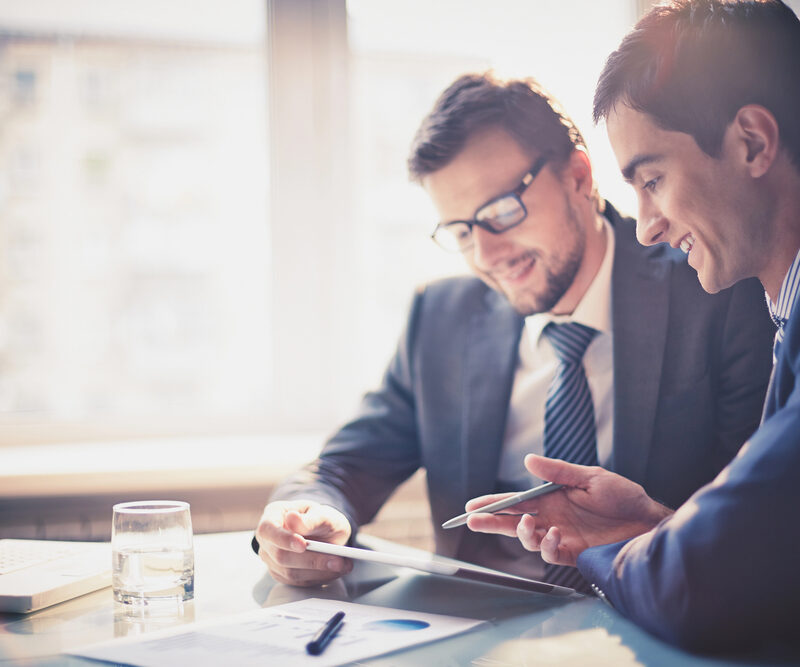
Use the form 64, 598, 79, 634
766, 246, 800, 331
524, 215, 615, 343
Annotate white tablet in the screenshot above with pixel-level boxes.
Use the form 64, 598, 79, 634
305, 540, 578, 597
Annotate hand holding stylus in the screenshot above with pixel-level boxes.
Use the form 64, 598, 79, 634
464, 454, 672, 566
442, 481, 564, 529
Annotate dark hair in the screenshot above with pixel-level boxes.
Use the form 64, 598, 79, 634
408, 72, 588, 182
593, 0, 800, 168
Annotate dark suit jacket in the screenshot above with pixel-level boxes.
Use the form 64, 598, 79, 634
272, 203, 774, 566
578, 275, 800, 652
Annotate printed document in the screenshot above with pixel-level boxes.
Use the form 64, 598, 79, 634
68, 598, 487, 666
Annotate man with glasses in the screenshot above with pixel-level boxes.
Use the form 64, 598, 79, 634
254, 72, 773, 592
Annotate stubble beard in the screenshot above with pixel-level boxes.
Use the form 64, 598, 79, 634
504, 202, 586, 316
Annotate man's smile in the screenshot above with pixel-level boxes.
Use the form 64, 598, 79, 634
679, 233, 695, 255
490, 252, 537, 286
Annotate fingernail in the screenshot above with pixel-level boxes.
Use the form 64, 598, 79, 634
291, 539, 305, 553
327, 559, 343, 572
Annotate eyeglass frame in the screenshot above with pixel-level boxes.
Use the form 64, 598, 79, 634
430, 152, 551, 253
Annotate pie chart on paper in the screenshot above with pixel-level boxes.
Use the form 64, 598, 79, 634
363, 619, 431, 632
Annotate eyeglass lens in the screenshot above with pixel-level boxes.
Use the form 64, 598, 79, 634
476, 195, 525, 230
435, 195, 525, 251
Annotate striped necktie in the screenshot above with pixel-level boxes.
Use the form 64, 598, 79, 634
770, 313, 787, 366
542, 321, 598, 592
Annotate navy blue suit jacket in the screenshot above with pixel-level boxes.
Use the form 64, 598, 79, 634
578, 292, 800, 652
272, 205, 774, 571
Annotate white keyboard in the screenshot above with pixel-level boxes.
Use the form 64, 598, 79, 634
0, 539, 95, 575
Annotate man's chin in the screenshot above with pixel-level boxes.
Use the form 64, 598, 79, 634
506, 291, 560, 317
696, 265, 730, 295
478, 274, 563, 316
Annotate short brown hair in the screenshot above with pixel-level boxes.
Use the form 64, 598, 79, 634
593, 0, 800, 168
408, 72, 589, 183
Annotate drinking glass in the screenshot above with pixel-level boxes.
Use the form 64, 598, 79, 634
112, 501, 194, 605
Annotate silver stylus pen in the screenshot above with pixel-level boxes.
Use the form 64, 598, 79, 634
442, 481, 564, 529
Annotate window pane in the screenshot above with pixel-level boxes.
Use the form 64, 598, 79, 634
0, 1, 270, 439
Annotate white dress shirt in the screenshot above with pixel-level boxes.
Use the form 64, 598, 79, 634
766, 247, 800, 363
496, 217, 615, 490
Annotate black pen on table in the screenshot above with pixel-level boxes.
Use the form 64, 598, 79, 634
306, 611, 345, 656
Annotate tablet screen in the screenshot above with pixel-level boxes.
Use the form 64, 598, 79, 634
304, 540, 578, 597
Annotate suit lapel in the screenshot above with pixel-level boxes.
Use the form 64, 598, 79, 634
450, 290, 522, 557
760, 365, 779, 424
608, 206, 671, 482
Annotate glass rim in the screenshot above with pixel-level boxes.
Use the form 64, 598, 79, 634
113, 500, 190, 514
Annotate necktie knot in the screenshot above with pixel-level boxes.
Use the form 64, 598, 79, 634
543, 322, 597, 365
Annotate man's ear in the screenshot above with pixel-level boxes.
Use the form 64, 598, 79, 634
730, 105, 780, 177
566, 148, 593, 198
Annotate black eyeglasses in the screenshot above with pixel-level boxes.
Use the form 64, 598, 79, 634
430, 153, 550, 253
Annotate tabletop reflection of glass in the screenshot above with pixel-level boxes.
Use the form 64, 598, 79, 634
0, 531, 795, 666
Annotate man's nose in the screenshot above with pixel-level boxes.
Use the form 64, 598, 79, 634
636, 199, 669, 246
471, 225, 509, 269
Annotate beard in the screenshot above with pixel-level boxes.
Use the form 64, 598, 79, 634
500, 199, 586, 316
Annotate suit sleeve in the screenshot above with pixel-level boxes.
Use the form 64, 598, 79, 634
578, 371, 800, 651
709, 278, 774, 472
268, 288, 425, 536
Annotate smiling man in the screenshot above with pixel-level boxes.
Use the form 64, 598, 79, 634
254, 72, 772, 594
607, 103, 786, 298
422, 128, 605, 319
465, 0, 800, 652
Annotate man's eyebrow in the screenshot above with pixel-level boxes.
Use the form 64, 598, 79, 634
621, 154, 663, 183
